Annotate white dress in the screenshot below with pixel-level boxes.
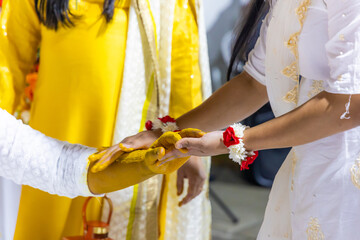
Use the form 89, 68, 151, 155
0, 108, 97, 239
244, 0, 360, 239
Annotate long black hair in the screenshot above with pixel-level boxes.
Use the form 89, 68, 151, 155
35, 0, 116, 30
227, 0, 269, 80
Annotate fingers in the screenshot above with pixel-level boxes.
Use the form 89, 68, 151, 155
151, 131, 182, 149
91, 146, 123, 173
145, 147, 166, 164
121, 129, 163, 149
177, 157, 206, 207
177, 172, 185, 196
178, 178, 204, 207
118, 143, 136, 152
92, 143, 147, 172
88, 149, 107, 163
160, 149, 189, 162
178, 128, 206, 138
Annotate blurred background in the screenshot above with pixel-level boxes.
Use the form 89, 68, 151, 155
203, 1, 290, 239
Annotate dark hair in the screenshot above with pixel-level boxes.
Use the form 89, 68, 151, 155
227, 0, 269, 80
35, 0, 116, 30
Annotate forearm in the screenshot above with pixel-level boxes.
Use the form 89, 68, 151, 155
244, 92, 360, 151
88, 160, 155, 194
176, 71, 268, 131
0, 108, 97, 197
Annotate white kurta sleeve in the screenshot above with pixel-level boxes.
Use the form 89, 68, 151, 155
243, 6, 273, 86
0, 108, 98, 198
324, 0, 360, 94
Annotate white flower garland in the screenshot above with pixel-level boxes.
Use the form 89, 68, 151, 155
227, 123, 255, 165
152, 119, 179, 132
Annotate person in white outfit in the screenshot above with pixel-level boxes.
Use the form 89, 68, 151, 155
0, 107, 192, 197
117, 0, 360, 239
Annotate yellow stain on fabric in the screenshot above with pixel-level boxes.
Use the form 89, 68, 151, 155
126, 184, 139, 240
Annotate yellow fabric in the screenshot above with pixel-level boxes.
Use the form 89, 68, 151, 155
0, 0, 40, 113
0, 0, 129, 239
159, 0, 203, 239
0, 0, 203, 238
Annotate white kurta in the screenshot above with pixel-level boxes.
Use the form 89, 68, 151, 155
244, 0, 360, 239
0, 108, 96, 195
0, 108, 97, 238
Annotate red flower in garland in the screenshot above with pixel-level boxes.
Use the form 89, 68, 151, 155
145, 120, 153, 130
240, 151, 259, 171
158, 115, 176, 123
0, 0, 2, 7
223, 127, 240, 147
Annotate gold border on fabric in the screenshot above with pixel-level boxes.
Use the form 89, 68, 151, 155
291, 151, 298, 191
307, 80, 324, 98
350, 157, 360, 190
125, 1, 161, 238
126, 184, 139, 240
139, 73, 155, 131
281, 0, 311, 105
134, 0, 160, 83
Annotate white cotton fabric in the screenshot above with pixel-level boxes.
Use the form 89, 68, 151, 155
0, 108, 97, 198
244, 0, 360, 239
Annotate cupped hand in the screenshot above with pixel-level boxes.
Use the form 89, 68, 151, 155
145, 129, 205, 174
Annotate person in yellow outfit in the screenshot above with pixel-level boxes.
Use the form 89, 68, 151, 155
0, 0, 212, 239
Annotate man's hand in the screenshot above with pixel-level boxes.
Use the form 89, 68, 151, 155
89, 128, 206, 173
89, 129, 163, 173
177, 156, 206, 207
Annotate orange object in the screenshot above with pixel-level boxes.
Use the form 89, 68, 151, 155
24, 72, 38, 101
63, 196, 113, 240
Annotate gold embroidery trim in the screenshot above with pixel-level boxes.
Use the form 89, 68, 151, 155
306, 217, 325, 240
134, 0, 160, 78
307, 80, 324, 98
282, 61, 300, 82
281, 0, 312, 105
350, 157, 360, 190
286, 32, 300, 58
296, 0, 311, 25
283, 85, 299, 105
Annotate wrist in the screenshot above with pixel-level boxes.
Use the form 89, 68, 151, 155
218, 131, 230, 154
145, 115, 179, 132
222, 123, 258, 170
242, 129, 253, 152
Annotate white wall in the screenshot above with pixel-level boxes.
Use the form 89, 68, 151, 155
202, 0, 250, 90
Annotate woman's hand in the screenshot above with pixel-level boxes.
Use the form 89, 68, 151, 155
160, 131, 228, 162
